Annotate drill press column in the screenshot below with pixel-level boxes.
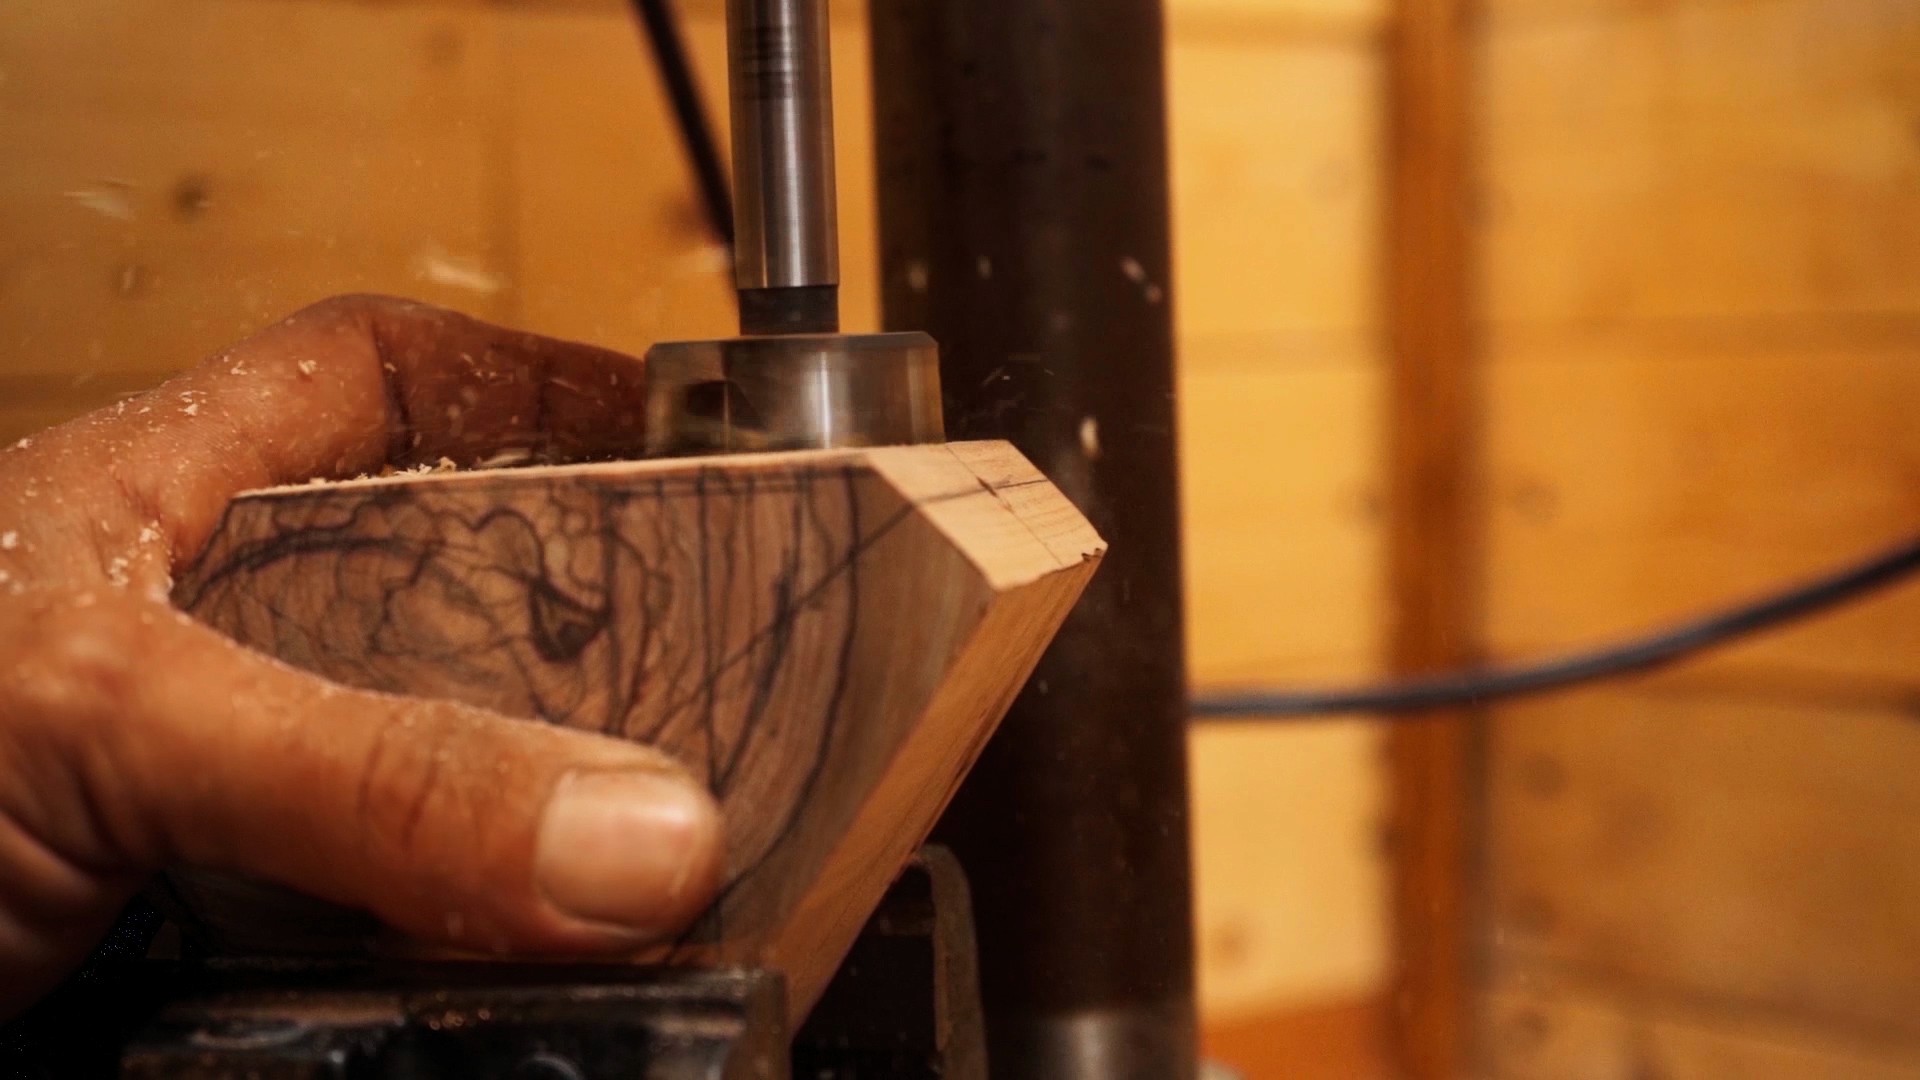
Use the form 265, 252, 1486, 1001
728, 0, 840, 335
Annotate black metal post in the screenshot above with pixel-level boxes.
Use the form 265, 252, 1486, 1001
869, 4, 1196, 1078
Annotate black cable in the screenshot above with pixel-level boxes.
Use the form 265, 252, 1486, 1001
630, 0, 736, 249
1192, 531, 1920, 719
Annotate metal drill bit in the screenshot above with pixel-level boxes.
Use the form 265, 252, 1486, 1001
728, 0, 840, 335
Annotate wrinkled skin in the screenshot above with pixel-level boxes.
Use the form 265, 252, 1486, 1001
0, 296, 724, 1018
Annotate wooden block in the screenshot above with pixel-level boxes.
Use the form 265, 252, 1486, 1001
169, 440, 1103, 1019
1486, 687, 1920, 1042
1485, 980, 1920, 1080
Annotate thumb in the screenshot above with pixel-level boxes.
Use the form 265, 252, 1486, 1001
2, 589, 724, 976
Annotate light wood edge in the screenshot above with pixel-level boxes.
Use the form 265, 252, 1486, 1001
773, 554, 1100, 1013
229, 440, 1106, 592
234, 443, 878, 499
869, 441, 1107, 590
761, 441, 1103, 1012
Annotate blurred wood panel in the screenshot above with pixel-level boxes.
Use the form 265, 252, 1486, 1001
1179, 361, 1384, 687
1171, 18, 1393, 1025
2, 0, 497, 122
1, 109, 505, 376
1481, 336, 1920, 684
1470, 0, 1920, 1076
0, 404, 109, 448
1486, 982, 1920, 1080
1476, 0, 1920, 328
1176, 0, 1387, 24
0, 373, 162, 445
1203, 996, 1391, 1080
1168, 0, 1394, 1026
1191, 721, 1389, 1018
463, 0, 1391, 25
0, 0, 511, 389
497, 5, 736, 354
1171, 14, 1386, 686
1172, 34, 1382, 364
1171, 0, 1386, 45
1488, 688, 1920, 1042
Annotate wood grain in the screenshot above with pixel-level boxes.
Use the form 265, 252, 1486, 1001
168, 440, 1103, 1018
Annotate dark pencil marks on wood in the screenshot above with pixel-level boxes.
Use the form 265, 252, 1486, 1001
177, 463, 899, 913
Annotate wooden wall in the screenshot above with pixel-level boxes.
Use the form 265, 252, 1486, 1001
1172, 0, 1394, 1026
1472, 1, 1920, 1076
0, 0, 1398, 1043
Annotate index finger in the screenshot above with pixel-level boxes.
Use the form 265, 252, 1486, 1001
2, 295, 650, 585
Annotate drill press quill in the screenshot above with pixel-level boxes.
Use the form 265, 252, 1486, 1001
645, 0, 943, 458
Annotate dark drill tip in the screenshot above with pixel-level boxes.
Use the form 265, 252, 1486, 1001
739, 286, 840, 336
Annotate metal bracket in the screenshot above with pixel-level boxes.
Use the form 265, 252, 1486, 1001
116, 965, 787, 1080
3, 848, 984, 1080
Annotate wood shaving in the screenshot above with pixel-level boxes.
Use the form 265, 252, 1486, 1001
477, 448, 533, 469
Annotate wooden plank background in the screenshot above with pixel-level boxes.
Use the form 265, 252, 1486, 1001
1472, 0, 1920, 1075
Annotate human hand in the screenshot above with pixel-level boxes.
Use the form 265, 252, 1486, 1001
0, 296, 724, 1017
